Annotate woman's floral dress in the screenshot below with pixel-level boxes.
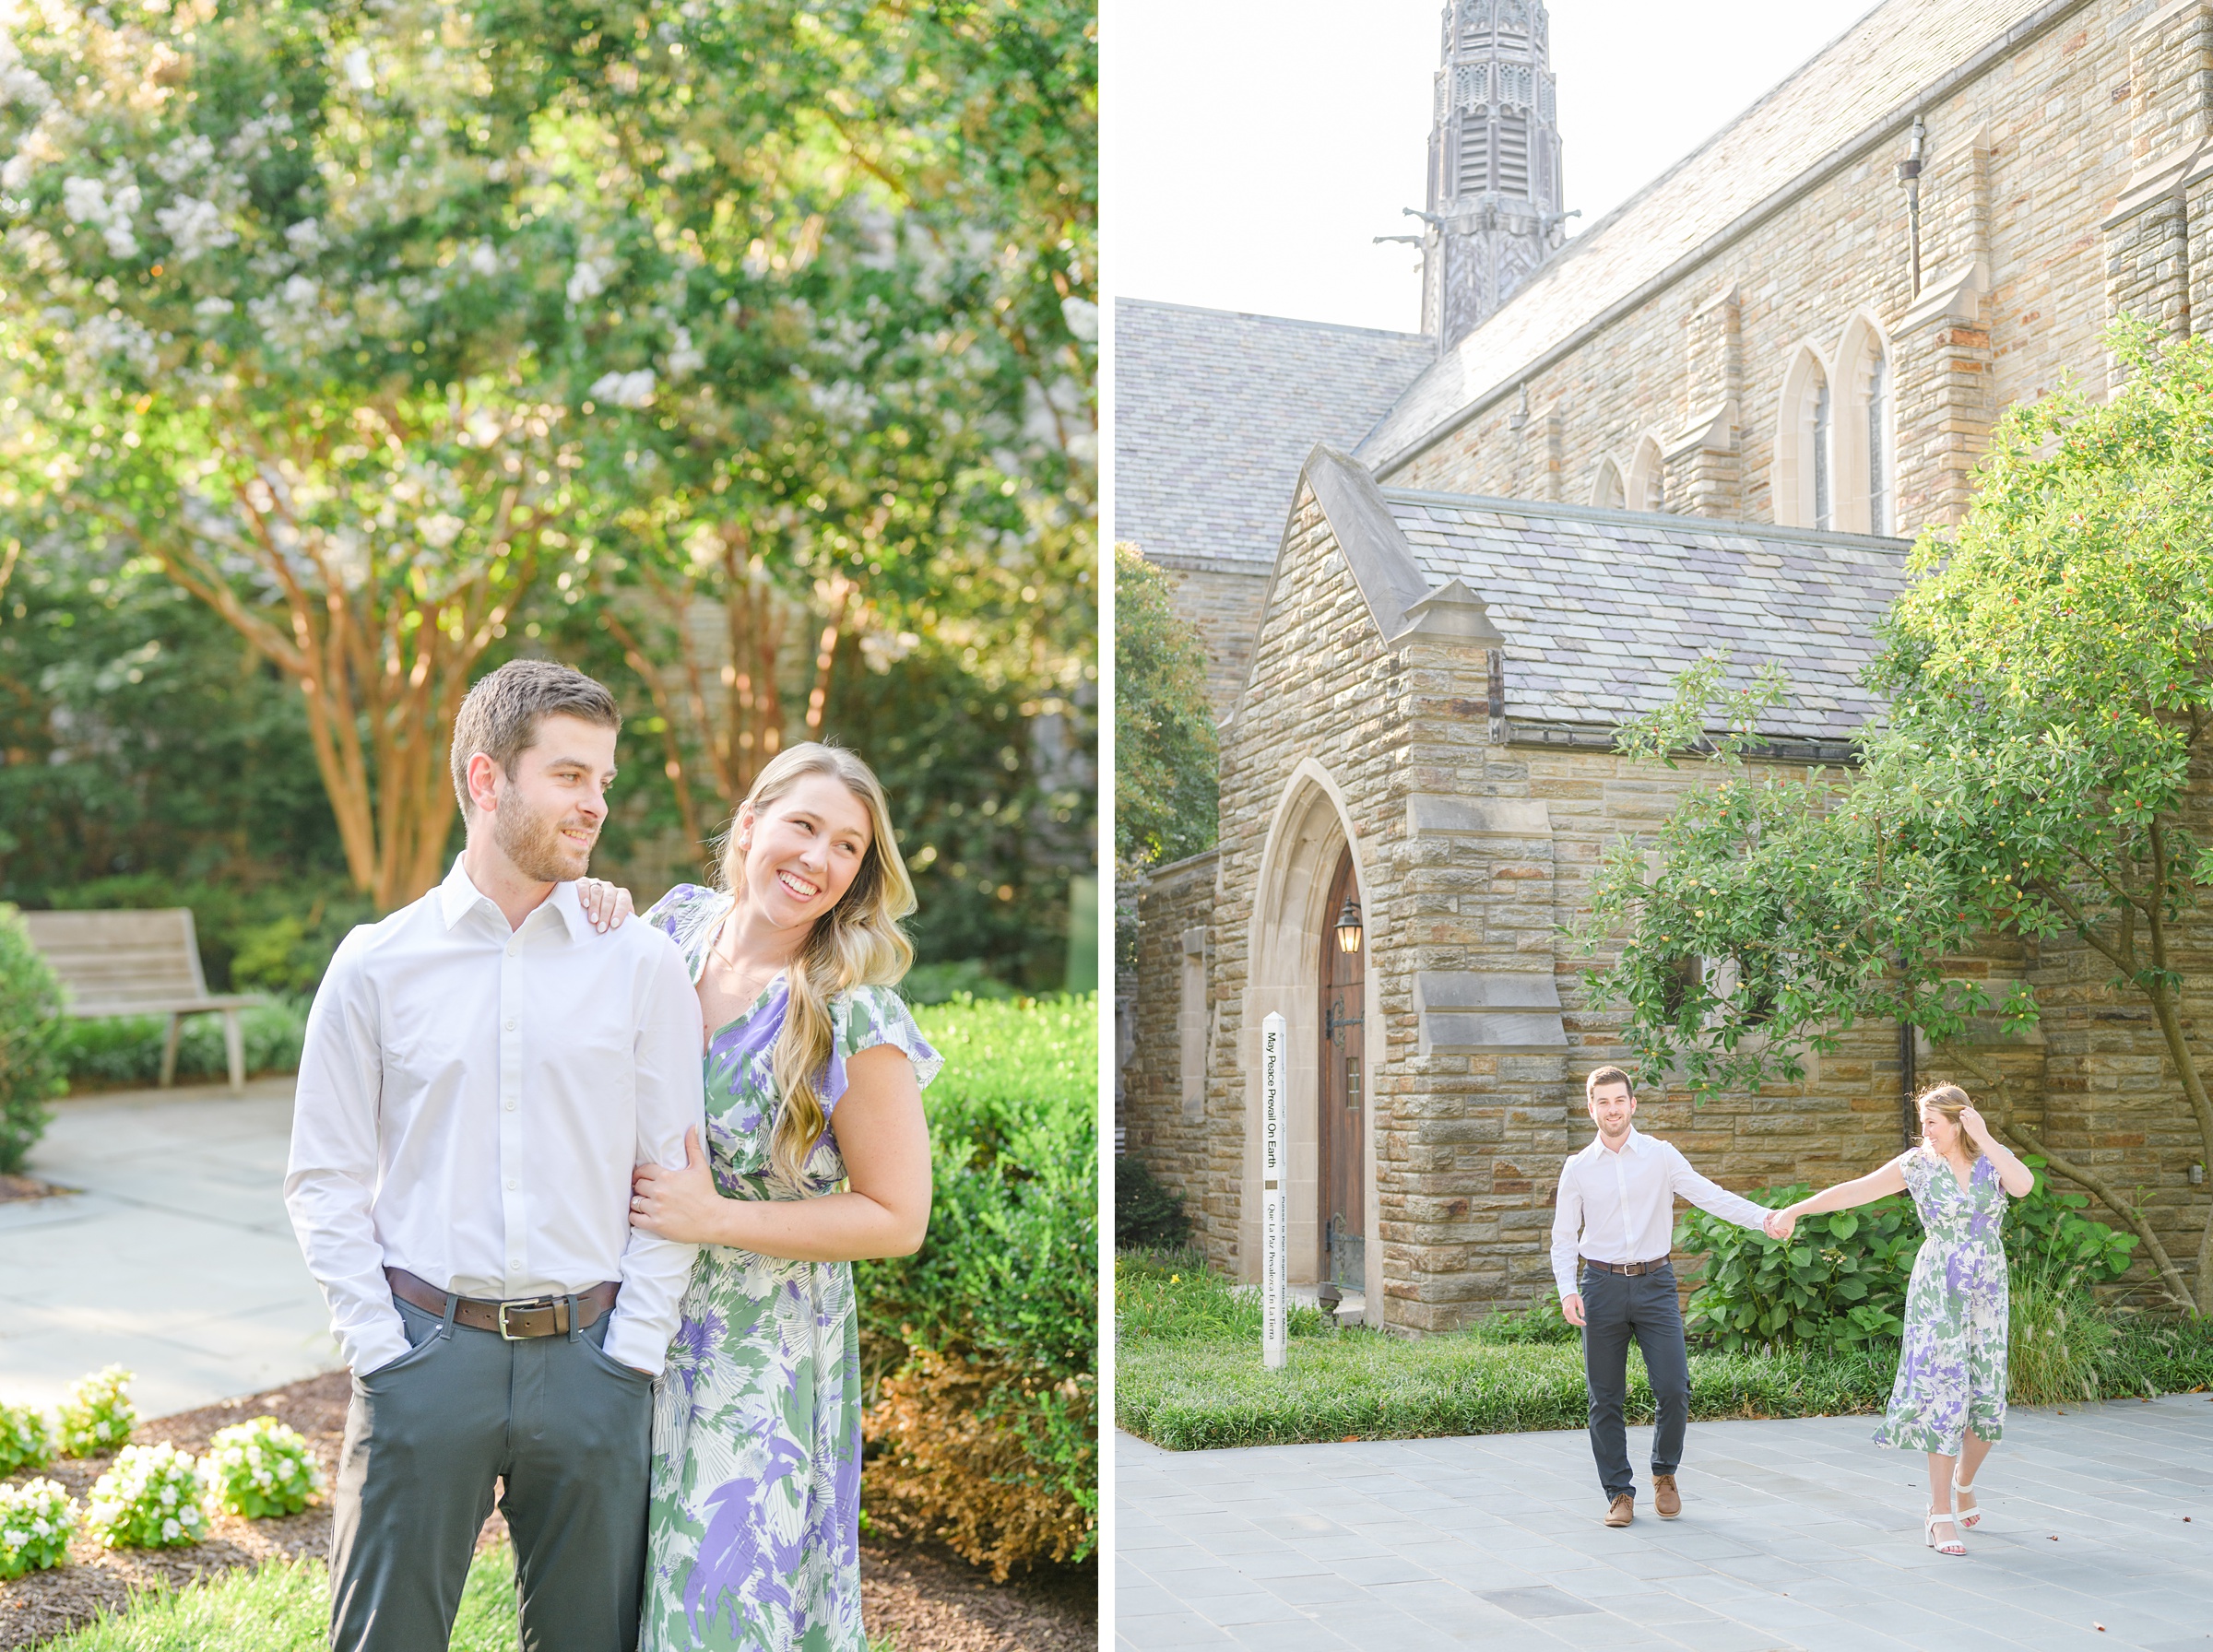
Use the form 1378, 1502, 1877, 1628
1874, 1148, 2009, 1456
639, 884, 941, 1652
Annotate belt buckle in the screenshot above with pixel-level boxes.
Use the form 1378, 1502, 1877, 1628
496, 1297, 553, 1340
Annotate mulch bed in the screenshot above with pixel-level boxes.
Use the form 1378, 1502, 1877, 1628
0, 1372, 1095, 1651
0, 1176, 69, 1205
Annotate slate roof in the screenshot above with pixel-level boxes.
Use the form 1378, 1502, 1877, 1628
1357, 0, 2061, 474
1115, 300, 1437, 563
1389, 490, 1910, 741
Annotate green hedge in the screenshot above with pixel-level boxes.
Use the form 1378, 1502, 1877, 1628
0, 905, 67, 1172
1676, 1162, 2139, 1351
57, 1000, 309, 1092
857, 993, 1096, 1573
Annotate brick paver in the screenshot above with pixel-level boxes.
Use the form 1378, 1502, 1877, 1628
1118, 1398, 2213, 1651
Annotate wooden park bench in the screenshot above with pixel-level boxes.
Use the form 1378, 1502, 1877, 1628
21, 909, 261, 1092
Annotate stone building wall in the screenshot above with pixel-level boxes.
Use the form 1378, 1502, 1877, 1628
1143, 554, 1271, 723
1382, 0, 2184, 538
1119, 848, 1217, 1198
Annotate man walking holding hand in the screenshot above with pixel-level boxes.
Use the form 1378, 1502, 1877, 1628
1552, 1066, 1785, 1528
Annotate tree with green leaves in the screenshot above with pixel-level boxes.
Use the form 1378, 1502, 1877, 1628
0, 0, 1094, 916
1113, 544, 1215, 874
1580, 324, 2213, 1315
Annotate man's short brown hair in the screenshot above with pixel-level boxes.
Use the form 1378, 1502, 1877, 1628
1584, 1066, 1635, 1101
450, 660, 621, 814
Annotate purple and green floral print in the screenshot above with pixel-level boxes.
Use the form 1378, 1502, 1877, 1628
637, 883, 941, 1652
1873, 1148, 2009, 1457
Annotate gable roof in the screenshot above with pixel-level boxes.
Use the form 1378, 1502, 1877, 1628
1277, 448, 1910, 746
1356, 0, 2076, 475
1113, 299, 1436, 565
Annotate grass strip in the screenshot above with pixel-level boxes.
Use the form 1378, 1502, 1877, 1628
1114, 1256, 2213, 1453
42, 1545, 518, 1651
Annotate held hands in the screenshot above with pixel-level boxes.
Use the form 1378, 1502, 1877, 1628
631, 1127, 728, 1245
575, 878, 635, 933
1763, 1208, 1798, 1242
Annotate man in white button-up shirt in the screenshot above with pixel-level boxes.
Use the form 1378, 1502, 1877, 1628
285, 662, 704, 1652
1549, 1066, 1781, 1528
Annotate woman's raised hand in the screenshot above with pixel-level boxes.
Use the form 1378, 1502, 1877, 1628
574, 878, 635, 933
1958, 1103, 1994, 1148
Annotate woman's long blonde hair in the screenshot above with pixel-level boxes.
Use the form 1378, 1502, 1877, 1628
1916, 1083, 1980, 1159
718, 742, 916, 1190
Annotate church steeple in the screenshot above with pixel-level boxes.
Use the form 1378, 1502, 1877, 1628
1420, 0, 1568, 348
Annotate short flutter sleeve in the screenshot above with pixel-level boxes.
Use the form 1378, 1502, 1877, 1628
641, 883, 728, 982
820, 984, 943, 1113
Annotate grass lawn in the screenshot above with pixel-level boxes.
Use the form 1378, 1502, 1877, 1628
35, 1543, 905, 1651
1115, 1252, 2213, 1452
43, 1546, 517, 1651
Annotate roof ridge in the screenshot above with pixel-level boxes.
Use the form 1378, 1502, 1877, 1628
1382, 487, 1912, 552
1117, 295, 1432, 345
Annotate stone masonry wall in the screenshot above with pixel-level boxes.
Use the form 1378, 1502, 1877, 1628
1145, 553, 1271, 722
1386, 0, 2169, 537
1120, 849, 1217, 1210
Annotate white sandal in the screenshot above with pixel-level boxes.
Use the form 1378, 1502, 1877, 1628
1925, 1507, 1966, 1556
1952, 1469, 1981, 1530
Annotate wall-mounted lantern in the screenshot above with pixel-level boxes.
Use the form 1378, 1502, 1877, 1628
1334, 894, 1363, 955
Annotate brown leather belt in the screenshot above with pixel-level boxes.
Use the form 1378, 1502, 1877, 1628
1581, 1256, 1672, 1277
385, 1267, 620, 1340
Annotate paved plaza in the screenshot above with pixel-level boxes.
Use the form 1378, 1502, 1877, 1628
1118, 1398, 2213, 1651
0, 1080, 337, 1417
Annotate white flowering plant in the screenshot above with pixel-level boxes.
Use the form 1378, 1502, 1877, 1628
56, 1366, 136, 1458
204, 1416, 322, 1519
84, 1444, 207, 1550
0, 1400, 53, 1476
0, 1478, 76, 1579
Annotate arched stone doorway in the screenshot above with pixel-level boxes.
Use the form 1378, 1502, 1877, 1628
1318, 848, 1366, 1292
1240, 761, 1380, 1316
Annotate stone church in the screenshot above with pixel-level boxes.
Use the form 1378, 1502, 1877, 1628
1118, 0, 2213, 1330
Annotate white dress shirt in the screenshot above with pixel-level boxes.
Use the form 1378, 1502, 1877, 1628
1548, 1127, 1771, 1300
284, 862, 705, 1376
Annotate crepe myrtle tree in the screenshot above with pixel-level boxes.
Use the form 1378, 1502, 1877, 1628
1578, 324, 2213, 1316
554, 0, 1097, 844
0, 1, 603, 908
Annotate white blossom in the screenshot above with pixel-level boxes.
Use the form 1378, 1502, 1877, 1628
284, 218, 326, 256
79, 310, 158, 374
567, 253, 614, 304
156, 195, 234, 261
418, 513, 464, 549
193, 295, 234, 317
341, 47, 374, 91
588, 368, 656, 408
465, 240, 499, 277
62, 176, 141, 258
151, 133, 214, 184
666, 325, 704, 378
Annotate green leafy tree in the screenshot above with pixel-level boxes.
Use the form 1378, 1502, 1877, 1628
1113, 544, 1215, 872
1580, 324, 2213, 1314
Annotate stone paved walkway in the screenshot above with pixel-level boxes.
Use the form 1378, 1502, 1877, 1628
0, 1080, 337, 1417
1118, 1398, 2213, 1651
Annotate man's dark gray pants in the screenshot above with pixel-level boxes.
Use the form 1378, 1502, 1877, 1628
329, 1295, 654, 1652
1579, 1262, 1692, 1502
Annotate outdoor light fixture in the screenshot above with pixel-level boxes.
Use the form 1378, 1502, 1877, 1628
1334, 894, 1363, 954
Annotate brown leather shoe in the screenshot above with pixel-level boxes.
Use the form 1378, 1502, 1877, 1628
1653, 1474, 1682, 1519
1604, 1493, 1634, 1528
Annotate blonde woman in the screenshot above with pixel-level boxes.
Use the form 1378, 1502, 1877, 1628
1770, 1085, 2032, 1557
578, 742, 940, 1650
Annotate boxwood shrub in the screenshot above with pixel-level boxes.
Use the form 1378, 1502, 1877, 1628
0, 904, 66, 1173
858, 994, 1095, 1578
1675, 1159, 2140, 1351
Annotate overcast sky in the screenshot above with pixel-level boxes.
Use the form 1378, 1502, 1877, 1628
1103, 0, 1883, 334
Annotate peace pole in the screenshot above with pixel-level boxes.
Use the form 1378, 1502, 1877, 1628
1260, 1011, 1287, 1370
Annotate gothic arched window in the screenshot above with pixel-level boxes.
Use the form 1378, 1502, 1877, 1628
1626, 434, 1665, 513
1833, 314, 1893, 536
1775, 347, 1833, 530
1592, 457, 1626, 511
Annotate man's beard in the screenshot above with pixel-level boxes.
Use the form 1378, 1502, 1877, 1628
494, 796, 592, 882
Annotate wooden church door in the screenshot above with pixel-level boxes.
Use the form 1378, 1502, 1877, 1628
1318, 849, 1365, 1292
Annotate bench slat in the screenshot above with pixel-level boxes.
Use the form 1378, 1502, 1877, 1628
22, 908, 226, 1010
